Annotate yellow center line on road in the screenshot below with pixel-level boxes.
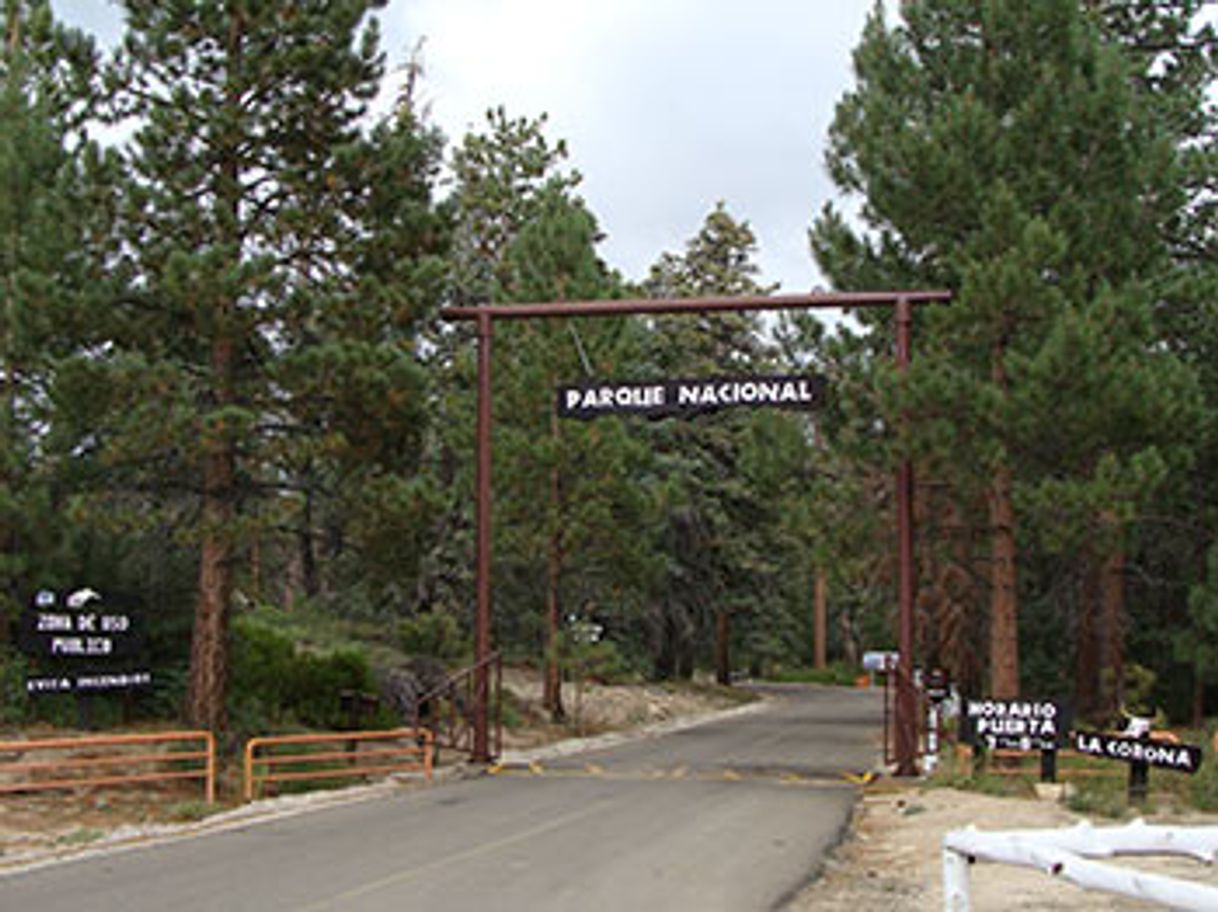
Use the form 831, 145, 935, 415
299, 797, 617, 912
482, 765, 855, 788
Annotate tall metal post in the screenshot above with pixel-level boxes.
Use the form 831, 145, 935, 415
473, 312, 493, 762
440, 291, 950, 765
894, 297, 919, 776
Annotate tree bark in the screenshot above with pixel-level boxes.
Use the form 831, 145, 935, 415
543, 397, 565, 721
186, 9, 241, 732
1193, 677, 1205, 730
1099, 541, 1126, 716
988, 463, 1019, 699
814, 571, 827, 669
988, 343, 1019, 699
544, 522, 565, 721
715, 609, 731, 685
1075, 555, 1102, 720
187, 339, 236, 732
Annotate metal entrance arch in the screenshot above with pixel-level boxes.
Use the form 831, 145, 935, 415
440, 290, 951, 775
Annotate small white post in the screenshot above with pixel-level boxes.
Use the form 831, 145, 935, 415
925, 702, 941, 773
942, 841, 972, 911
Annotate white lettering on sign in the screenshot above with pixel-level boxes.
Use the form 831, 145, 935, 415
965, 698, 1065, 750
75, 671, 152, 691
558, 375, 826, 420
34, 612, 132, 633
26, 676, 72, 694
674, 379, 819, 408
1074, 732, 1200, 772
566, 385, 666, 413
50, 636, 113, 656
26, 671, 153, 694
975, 717, 1058, 738
966, 700, 1059, 720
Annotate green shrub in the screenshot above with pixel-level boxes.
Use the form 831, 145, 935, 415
1066, 777, 1129, 818
0, 646, 32, 728
1188, 734, 1218, 811
396, 611, 468, 661
767, 662, 861, 686
228, 615, 376, 735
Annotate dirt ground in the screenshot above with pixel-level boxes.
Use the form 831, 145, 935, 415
790, 783, 1218, 910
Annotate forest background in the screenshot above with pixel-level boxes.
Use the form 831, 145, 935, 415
2, 0, 1217, 737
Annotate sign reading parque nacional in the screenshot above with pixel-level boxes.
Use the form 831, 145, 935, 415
557, 374, 828, 421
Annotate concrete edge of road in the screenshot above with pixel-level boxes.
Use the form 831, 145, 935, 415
0, 693, 775, 878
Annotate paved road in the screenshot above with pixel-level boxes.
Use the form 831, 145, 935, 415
0, 685, 881, 912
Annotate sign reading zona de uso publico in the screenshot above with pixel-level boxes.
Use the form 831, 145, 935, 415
17, 588, 152, 696
557, 374, 827, 421
18, 589, 142, 659
962, 698, 1067, 752
1073, 731, 1203, 774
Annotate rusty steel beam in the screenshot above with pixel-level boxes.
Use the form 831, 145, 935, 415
441, 290, 951, 322
473, 312, 494, 763
894, 296, 919, 777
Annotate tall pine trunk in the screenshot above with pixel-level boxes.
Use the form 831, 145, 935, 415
188, 335, 236, 731
186, 12, 241, 732
1098, 521, 1126, 717
1075, 517, 1126, 722
1076, 553, 1101, 719
988, 463, 1019, 699
715, 609, 731, 685
988, 345, 1019, 699
543, 396, 565, 721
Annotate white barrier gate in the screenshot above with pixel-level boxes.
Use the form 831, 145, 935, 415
943, 820, 1218, 910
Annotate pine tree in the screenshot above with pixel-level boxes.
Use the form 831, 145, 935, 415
59, 1, 443, 730
642, 203, 778, 682
428, 109, 648, 718
1178, 543, 1218, 725
813, 0, 1200, 702
0, 0, 103, 626
498, 186, 644, 717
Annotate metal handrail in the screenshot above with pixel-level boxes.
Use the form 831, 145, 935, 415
413, 652, 502, 761
0, 730, 216, 804
243, 728, 433, 802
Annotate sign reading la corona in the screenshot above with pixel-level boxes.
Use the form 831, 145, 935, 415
1073, 731, 1202, 774
557, 374, 828, 420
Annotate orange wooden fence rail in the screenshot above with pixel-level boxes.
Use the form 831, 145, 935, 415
243, 728, 433, 802
0, 730, 216, 804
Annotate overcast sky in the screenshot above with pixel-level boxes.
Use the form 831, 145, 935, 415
50, 0, 877, 294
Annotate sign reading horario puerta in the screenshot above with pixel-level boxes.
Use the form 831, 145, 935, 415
557, 374, 828, 420
962, 698, 1069, 751
17, 588, 152, 695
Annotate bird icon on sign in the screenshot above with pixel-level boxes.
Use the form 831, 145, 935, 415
66, 588, 102, 609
